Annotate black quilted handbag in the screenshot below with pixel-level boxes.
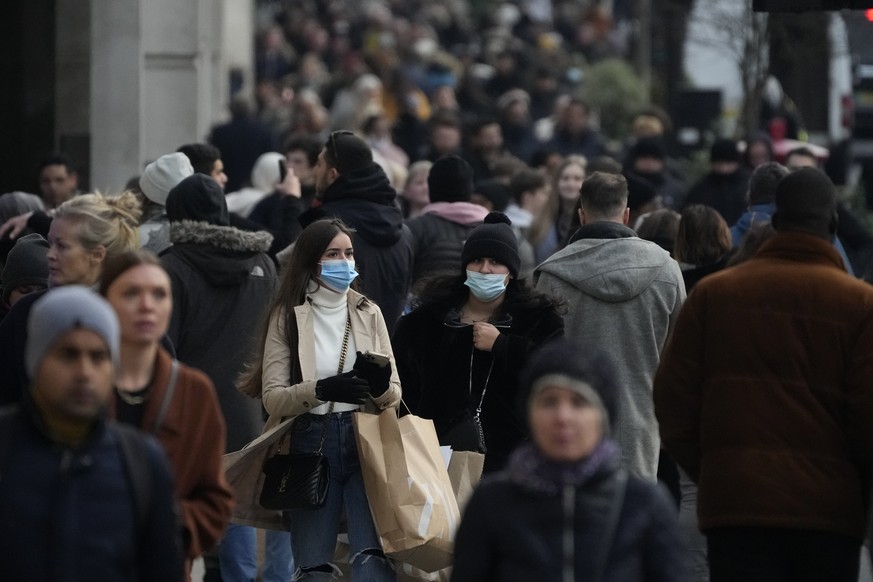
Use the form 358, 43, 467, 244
259, 451, 330, 510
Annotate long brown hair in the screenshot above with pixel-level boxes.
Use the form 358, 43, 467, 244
237, 218, 358, 397
674, 204, 732, 265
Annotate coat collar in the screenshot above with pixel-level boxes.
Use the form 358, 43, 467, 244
756, 231, 846, 271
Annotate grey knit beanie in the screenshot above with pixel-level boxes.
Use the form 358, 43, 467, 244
1, 233, 49, 304
26, 286, 120, 381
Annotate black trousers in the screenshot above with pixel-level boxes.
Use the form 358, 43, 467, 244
707, 526, 860, 582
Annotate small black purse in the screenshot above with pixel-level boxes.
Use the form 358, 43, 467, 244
259, 451, 331, 510
259, 316, 351, 511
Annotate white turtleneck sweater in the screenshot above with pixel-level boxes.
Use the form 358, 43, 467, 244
307, 281, 359, 414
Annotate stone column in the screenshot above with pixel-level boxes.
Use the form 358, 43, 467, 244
90, 0, 253, 192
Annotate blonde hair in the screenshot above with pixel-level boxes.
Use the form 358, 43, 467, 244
54, 191, 142, 261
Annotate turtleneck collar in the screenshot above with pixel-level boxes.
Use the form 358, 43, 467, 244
306, 278, 348, 310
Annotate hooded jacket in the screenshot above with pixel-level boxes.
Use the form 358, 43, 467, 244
534, 222, 686, 479
299, 163, 413, 333
161, 220, 277, 452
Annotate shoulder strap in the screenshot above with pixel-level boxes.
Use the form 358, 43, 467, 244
151, 359, 179, 434
113, 423, 153, 536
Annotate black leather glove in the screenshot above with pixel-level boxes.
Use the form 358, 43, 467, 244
315, 371, 369, 404
353, 351, 392, 397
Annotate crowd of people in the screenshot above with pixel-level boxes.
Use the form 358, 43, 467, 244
2, 1, 873, 581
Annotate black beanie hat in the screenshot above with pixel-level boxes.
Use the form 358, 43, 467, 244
1, 233, 49, 304
166, 174, 230, 226
710, 138, 740, 163
461, 211, 520, 277
428, 155, 474, 203
520, 338, 620, 430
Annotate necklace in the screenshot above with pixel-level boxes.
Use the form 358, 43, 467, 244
115, 387, 150, 405
115, 373, 155, 405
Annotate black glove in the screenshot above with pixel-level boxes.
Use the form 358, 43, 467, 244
353, 351, 392, 397
315, 371, 369, 404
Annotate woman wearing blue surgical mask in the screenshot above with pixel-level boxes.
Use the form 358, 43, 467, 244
393, 212, 564, 473
238, 218, 400, 581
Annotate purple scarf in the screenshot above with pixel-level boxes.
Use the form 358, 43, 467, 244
507, 440, 621, 496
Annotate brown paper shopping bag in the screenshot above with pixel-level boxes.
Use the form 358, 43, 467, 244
353, 410, 461, 573
446, 451, 485, 515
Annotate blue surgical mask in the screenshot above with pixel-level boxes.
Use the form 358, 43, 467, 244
464, 270, 508, 302
319, 259, 358, 293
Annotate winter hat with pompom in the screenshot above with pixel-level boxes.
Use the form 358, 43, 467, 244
461, 211, 520, 277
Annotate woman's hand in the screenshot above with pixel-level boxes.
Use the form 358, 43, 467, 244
472, 322, 500, 352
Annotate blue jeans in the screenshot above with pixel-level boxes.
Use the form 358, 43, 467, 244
678, 469, 708, 582
219, 523, 257, 582
263, 530, 294, 582
287, 412, 394, 581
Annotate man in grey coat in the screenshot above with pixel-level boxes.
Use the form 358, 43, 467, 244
534, 171, 685, 479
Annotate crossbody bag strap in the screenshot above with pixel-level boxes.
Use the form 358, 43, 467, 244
151, 359, 180, 434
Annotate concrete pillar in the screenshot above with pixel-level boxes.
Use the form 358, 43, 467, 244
90, 0, 253, 192
56, 0, 92, 189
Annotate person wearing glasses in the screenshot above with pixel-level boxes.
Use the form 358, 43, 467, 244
297, 130, 413, 334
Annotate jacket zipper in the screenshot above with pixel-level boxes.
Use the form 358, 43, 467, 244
562, 484, 574, 582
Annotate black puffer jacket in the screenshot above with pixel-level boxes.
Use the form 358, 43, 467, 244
452, 444, 686, 582
161, 221, 277, 452
299, 163, 413, 333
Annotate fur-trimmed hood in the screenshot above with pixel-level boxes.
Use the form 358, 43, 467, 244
165, 220, 273, 287
170, 220, 272, 252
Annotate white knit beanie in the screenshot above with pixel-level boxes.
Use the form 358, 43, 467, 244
139, 153, 194, 206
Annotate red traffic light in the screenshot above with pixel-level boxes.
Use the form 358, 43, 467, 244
866, 8, 873, 21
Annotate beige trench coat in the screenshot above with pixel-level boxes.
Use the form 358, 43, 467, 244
223, 289, 401, 530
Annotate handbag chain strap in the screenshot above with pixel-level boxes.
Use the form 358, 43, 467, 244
469, 345, 495, 425
314, 314, 351, 454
